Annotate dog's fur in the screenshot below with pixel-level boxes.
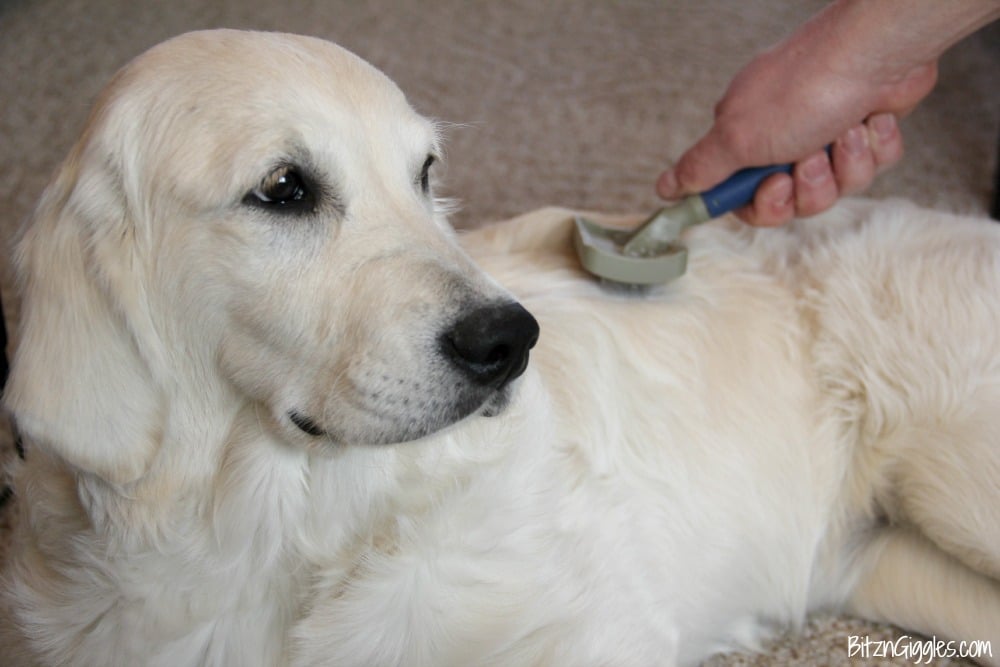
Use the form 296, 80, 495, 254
2, 30, 999, 667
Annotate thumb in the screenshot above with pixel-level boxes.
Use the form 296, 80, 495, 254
656, 130, 745, 199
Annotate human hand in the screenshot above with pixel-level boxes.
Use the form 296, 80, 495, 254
657, 113, 911, 227
654, 0, 959, 226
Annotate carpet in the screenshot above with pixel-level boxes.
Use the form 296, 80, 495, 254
1, 1, 997, 664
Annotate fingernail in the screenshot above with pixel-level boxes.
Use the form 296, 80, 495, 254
800, 153, 830, 184
771, 177, 794, 210
870, 113, 897, 141
841, 126, 868, 156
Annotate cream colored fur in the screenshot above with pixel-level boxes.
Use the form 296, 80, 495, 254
2, 30, 998, 667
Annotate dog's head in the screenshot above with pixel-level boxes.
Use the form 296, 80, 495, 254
5, 30, 538, 484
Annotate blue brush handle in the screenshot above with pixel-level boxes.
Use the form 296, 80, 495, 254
699, 146, 833, 218
699, 163, 793, 218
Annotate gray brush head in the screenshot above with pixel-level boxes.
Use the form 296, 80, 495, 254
572, 197, 708, 285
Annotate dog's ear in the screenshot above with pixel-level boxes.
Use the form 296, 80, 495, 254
4, 138, 164, 487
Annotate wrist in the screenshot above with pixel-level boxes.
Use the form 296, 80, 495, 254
820, 0, 1000, 76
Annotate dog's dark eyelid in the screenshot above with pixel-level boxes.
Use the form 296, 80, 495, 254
419, 154, 435, 193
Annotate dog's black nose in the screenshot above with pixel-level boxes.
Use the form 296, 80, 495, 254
443, 302, 539, 388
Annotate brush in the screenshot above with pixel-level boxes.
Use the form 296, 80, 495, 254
573, 162, 795, 286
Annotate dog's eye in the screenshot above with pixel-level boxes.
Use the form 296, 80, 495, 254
418, 154, 435, 194
245, 166, 314, 212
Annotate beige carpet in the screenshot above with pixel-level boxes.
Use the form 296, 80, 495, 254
1, 1, 997, 664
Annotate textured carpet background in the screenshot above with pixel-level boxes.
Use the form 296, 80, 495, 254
1, 1, 997, 664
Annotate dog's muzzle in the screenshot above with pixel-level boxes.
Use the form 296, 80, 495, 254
442, 302, 539, 390
288, 301, 539, 440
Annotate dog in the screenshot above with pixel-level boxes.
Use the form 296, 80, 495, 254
2, 29, 998, 667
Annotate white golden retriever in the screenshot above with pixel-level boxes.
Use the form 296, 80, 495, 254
2, 29, 999, 667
